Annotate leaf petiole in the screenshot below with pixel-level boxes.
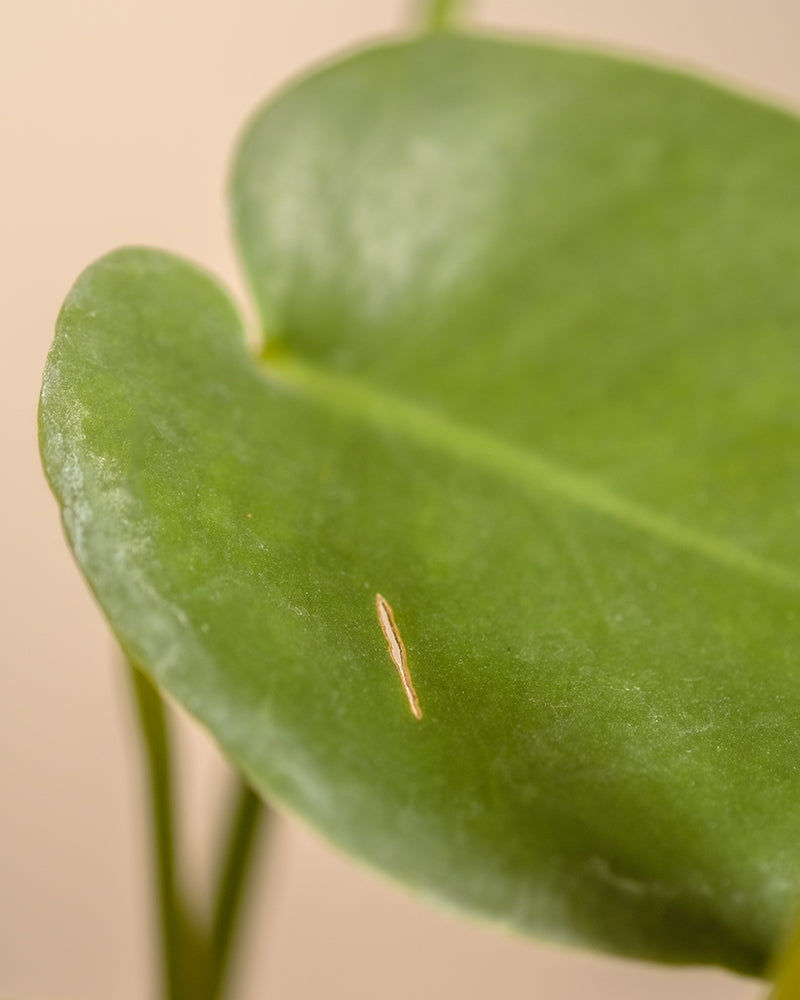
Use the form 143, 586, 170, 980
129, 660, 267, 1000
769, 906, 800, 1000
129, 661, 187, 1000
418, 0, 470, 32
208, 778, 267, 1000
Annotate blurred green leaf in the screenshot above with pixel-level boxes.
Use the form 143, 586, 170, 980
40, 34, 800, 974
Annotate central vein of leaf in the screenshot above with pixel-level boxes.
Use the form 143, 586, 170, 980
261, 355, 800, 595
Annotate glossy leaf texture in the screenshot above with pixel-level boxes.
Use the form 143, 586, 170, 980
40, 34, 800, 974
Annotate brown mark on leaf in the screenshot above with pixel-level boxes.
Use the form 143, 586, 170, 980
375, 593, 422, 720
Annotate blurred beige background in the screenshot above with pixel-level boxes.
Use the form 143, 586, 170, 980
3, 1, 799, 997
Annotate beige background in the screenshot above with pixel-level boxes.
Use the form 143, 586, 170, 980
3, 1, 799, 997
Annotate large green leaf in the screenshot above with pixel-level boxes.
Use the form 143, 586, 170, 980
39, 33, 800, 974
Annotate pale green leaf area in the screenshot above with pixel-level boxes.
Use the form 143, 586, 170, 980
40, 33, 800, 976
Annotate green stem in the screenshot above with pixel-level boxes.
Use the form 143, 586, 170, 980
129, 660, 267, 1000
419, 0, 469, 32
770, 907, 800, 1000
208, 780, 268, 1000
129, 662, 184, 1000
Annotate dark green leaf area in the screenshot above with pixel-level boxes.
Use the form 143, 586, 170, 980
40, 245, 800, 975
233, 35, 800, 574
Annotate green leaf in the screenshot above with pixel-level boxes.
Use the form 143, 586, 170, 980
40, 34, 800, 975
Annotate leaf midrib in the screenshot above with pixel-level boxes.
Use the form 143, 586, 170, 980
262, 353, 800, 595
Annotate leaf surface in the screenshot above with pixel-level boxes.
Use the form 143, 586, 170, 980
40, 34, 800, 973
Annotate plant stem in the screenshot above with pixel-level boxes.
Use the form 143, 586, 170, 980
129, 659, 268, 1000
129, 662, 184, 1000
770, 908, 800, 1000
208, 779, 268, 1000
419, 0, 469, 32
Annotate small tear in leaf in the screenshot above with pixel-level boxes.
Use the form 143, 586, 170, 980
375, 593, 422, 720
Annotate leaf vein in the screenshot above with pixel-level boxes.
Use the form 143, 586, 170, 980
264, 356, 800, 594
